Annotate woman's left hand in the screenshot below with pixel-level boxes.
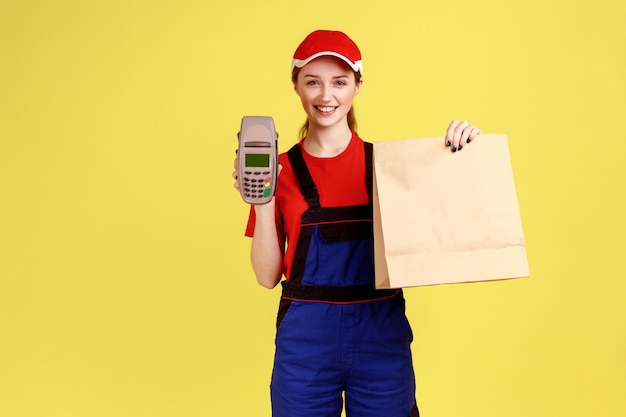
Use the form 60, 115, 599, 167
445, 120, 481, 153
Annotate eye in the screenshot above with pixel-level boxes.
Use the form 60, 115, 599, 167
306, 79, 319, 86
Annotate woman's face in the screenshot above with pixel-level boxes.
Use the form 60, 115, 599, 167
293, 56, 362, 132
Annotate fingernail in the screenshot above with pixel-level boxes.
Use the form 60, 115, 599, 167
452, 146, 457, 153
466, 138, 471, 143
446, 140, 451, 146
458, 144, 463, 151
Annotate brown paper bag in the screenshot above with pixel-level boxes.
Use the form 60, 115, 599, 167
373, 134, 529, 289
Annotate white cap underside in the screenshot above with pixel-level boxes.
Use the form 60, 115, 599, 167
291, 51, 363, 74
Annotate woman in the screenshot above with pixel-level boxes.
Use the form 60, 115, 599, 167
234, 30, 481, 417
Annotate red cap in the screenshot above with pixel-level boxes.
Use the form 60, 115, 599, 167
291, 30, 363, 74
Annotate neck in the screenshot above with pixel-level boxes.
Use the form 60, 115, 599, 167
303, 124, 353, 158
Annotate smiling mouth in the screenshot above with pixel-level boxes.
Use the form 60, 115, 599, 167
315, 106, 338, 113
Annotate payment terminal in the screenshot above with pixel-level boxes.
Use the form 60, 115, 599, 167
237, 116, 278, 204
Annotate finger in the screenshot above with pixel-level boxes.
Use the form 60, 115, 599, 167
467, 127, 481, 143
232, 168, 240, 190
445, 120, 460, 146
458, 124, 474, 149
452, 120, 469, 152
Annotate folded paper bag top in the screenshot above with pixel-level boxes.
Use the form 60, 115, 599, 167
373, 134, 529, 289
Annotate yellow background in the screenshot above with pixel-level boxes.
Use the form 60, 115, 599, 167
1, 1, 624, 416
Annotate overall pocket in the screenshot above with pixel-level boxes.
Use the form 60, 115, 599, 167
302, 222, 374, 287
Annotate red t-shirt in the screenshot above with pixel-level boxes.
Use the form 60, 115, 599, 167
245, 131, 369, 280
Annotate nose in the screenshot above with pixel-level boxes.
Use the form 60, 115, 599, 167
320, 84, 332, 102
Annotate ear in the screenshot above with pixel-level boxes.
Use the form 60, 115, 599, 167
354, 78, 363, 96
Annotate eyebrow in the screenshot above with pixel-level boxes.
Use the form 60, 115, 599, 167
302, 74, 350, 79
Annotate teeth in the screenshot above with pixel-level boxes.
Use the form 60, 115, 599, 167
317, 106, 336, 113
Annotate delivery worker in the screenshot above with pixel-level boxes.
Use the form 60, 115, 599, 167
233, 29, 481, 417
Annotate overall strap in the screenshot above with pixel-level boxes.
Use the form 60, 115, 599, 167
287, 144, 320, 209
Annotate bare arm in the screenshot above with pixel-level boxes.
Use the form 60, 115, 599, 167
249, 201, 284, 289
233, 157, 284, 288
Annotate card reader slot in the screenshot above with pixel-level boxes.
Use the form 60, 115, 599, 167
244, 141, 271, 147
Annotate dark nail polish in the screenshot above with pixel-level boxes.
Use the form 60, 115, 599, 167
458, 144, 463, 151
466, 138, 471, 143
446, 141, 451, 146
452, 146, 457, 153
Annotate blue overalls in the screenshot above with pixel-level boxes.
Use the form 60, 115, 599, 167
270, 142, 419, 417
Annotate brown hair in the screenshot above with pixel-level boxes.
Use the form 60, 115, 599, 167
291, 67, 362, 140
